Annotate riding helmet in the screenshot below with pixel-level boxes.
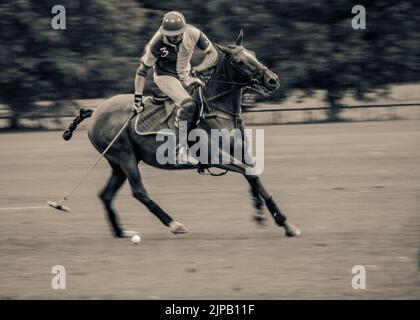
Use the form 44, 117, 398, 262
159, 11, 187, 36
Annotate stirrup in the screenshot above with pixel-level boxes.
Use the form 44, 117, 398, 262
176, 145, 198, 165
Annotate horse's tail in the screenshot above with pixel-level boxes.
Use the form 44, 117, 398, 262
63, 108, 94, 141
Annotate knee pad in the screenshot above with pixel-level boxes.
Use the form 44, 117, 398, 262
180, 98, 196, 110
175, 98, 197, 125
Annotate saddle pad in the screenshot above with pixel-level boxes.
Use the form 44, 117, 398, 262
134, 98, 174, 135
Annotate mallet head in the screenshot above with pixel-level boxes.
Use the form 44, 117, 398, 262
47, 200, 71, 212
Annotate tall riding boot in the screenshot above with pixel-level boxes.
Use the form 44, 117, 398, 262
174, 99, 198, 165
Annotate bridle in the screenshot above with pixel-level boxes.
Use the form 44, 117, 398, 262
193, 50, 275, 126
228, 55, 268, 85
201, 53, 273, 102
195, 50, 274, 177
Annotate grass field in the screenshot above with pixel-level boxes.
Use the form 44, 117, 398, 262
0, 120, 419, 299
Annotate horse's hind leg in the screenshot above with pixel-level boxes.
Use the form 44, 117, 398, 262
99, 163, 127, 237
120, 157, 188, 234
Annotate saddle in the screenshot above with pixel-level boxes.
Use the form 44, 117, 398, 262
133, 85, 250, 175
134, 85, 206, 136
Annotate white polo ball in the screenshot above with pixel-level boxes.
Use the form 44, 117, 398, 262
131, 234, 141, 244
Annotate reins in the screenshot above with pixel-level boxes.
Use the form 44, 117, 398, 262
197, 166, 229, 176
199, 60, 271, 103
191, 49, 274, 177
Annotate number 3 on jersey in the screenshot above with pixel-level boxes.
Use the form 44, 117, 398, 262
160, 47, 169, 57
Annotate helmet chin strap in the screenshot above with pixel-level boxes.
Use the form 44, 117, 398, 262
166, 34, 183, 45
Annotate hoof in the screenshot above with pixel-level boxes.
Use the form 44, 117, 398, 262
283, 223, 301, 237
252, 213, 266, 226
169, 221, 188, 235
121, 230, 139, 238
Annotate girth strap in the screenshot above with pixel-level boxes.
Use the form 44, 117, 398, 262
201, 110, 243, 128
201, 112, 234, 121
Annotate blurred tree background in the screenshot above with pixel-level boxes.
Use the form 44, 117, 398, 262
0, 0, 419, 127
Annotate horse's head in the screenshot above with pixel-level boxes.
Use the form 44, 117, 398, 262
216, 30, 280, 94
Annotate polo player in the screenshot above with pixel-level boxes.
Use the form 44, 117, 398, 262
133, 11, 218, 164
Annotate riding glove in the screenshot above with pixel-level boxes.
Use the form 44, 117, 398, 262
133, 94, 144, 113
183, 77, 204, 88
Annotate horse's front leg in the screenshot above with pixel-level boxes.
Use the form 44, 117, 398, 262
249, 185, 266, 226
246, 175, 300, 237
206, 131, 300, 236
212, 157, 300, 237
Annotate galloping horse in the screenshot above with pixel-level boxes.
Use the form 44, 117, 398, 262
64, 31, 300, 238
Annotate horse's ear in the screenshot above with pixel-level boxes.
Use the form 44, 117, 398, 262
235, 29, 243, 46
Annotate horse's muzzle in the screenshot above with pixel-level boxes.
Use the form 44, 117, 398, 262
263, 71, 280, 91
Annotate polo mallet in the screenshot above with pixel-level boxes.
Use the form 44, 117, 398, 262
47, 111, 137, 212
